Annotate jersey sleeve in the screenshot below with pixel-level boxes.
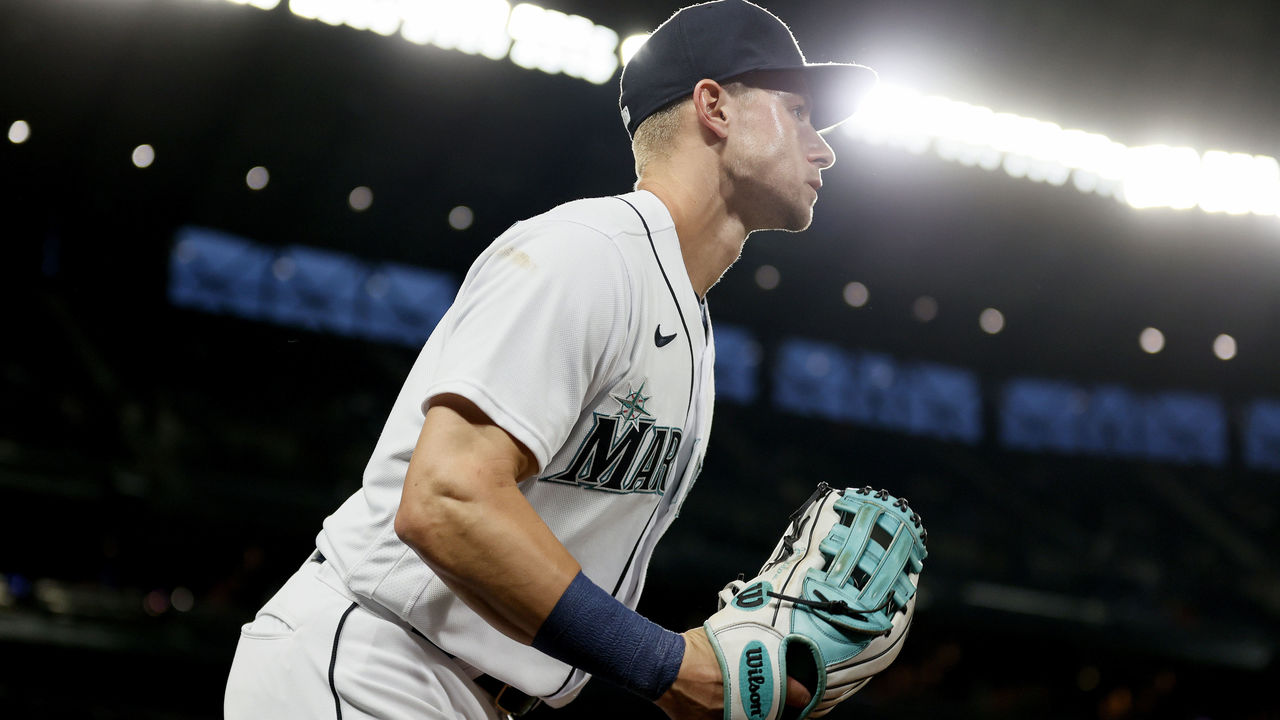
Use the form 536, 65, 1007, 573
421, 220, 633, 471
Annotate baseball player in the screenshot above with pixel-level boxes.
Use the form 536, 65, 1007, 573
224, 1, 877, 718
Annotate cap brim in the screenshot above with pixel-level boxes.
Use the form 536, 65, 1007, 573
801, 62, 879, 134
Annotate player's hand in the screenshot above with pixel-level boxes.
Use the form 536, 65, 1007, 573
654, 627, 811, 719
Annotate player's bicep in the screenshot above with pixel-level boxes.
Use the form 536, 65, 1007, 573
403, 393, 539, 508
395, 393, 581, 642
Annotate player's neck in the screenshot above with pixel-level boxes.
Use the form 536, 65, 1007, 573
636, 176, 747, 298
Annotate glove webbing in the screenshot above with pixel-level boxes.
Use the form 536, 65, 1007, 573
766, 482, 833, 570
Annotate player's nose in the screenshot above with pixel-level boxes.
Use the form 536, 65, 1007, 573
808, 128, 835, 170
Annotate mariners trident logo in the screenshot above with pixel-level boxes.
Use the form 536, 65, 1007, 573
544, 380, 683, 495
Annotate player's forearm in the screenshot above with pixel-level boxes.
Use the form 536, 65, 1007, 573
395, 399, 689, 703
395, 469, 580, 644
394, 396, 584, 643
400, 482, 694, 703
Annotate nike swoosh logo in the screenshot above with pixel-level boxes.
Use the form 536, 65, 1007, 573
655, 325, 677, 347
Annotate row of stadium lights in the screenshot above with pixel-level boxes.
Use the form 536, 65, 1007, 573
14, 4, 1261, 360
44, 1, 1280, 219
7, 123, 478, 230
842, 87, 1280, 217
7, 119, 1244, 360
200, 0, 1280, 219
213, 0, 631, 85
754, 264, 1239, 360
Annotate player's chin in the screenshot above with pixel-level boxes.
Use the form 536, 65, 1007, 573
757, 196, 815, 232
784, 203, 816, 232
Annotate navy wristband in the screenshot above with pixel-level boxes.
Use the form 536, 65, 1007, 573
532, 571, 685, 700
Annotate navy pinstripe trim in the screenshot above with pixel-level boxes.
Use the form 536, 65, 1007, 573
546, 196, 699, 700
329, 602, 358, 720
615, 196, 697, 421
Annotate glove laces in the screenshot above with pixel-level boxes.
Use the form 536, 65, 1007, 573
765, 588, 897, 617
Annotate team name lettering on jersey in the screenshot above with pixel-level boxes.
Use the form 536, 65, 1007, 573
543, 382, 683, 494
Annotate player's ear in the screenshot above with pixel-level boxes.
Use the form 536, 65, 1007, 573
692, 78, 731, 139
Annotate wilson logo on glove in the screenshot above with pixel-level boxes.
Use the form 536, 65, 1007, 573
732, 582, 771, 610
738, 641, 773, 719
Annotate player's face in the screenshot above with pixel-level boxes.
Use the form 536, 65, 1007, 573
724, 73, 835, 233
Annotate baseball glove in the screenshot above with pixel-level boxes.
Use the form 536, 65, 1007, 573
703, 483, 927, 719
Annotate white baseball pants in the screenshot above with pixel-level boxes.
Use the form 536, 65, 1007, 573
224, 556, 504, 720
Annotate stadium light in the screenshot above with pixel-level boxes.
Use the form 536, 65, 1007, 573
448, 205, 474, 230
400, 0, 514, 60
843, 83, 1280, 219
1214, 334, 1237, 361
754, 265, 780, 290
1139, 327, 1165, 354
979, 308, 1005, 335
132, 144, 156, 168
277, 1, 621, 83
225, 0, 280, 10
288, 0, 399, 34
246, 166, 270, 190
210, 0, 1280, 220
1122, 145, 1200, 210
842, 281, 869, 308
348, 186, 373, 211
507, 4, 618, 84
8, 120, 30, 144
620, 33, 650, 65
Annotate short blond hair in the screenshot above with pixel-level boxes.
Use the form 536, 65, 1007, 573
630, 81, 753, 179
631, 99, 686, 178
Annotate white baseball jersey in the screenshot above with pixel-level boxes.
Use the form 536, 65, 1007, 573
316, 189, 716, 705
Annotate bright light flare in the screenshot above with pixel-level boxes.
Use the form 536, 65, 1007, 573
620, 33, 649, 65
132, 144, 155, 168
348, 186, 373, 211
979, 308, 1005, 334
842, 83, 1279, 219
401, 0, 513, 60
448, 205, 474, 230
227, 0, 281, 10
1198, 151, 1280, 216
1139, 327, 1165, 354
8, 120, 30, 144
246, 166, 270, 190
843, 83, 934, 155
507, 4, 618, 84
755, 265, 780, 290
1213, 334, 1237, 361
842, 281, 869, 308
1122, 145, 1201, 210
221, 0, 1280, 221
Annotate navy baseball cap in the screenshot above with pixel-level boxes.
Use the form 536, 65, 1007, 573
619, 0, 877, 138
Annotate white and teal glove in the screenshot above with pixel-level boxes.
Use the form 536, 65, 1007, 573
703, 483, 928, 719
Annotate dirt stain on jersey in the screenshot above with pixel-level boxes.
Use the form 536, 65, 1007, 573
496, 246, 537, 270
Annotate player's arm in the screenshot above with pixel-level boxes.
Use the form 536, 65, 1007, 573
393, 392, 579, 643
393, 393, 807, 717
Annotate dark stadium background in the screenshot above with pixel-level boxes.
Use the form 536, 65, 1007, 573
2, 0, 1278, 717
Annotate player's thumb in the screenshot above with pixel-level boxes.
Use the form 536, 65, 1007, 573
784, 676, 812, 708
